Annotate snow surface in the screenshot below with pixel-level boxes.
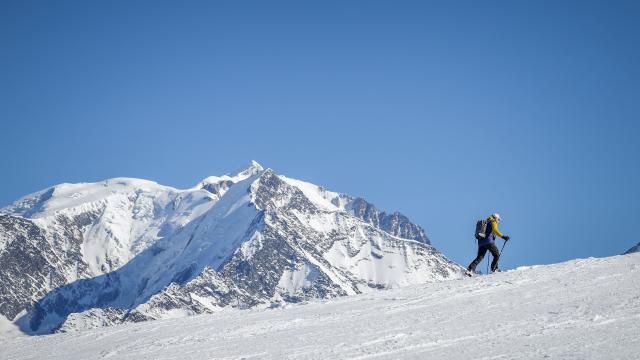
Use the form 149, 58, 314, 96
0, 314, 21, 339
2, 254, 638, 359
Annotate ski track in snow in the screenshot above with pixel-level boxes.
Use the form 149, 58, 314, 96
2, 254, 639, 360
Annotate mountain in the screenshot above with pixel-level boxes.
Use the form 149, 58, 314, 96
2, 254, 638, 359
0, 161, 462, 334
624, 242, 640, 254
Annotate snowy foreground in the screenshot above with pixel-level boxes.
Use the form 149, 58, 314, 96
2, 254, 639, 360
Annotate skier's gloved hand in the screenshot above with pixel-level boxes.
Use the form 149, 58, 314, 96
503, 235, 510, 241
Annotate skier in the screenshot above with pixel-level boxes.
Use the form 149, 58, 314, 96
466, 213, 510, 276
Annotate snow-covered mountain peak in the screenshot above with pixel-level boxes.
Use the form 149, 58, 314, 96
0, 161, 455, 335
239, 160, 264, 175
195, 160, 265, 197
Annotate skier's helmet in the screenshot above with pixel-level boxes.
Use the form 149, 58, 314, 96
492, 213, 501, 222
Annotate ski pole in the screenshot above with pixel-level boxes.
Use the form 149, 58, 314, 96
497, 240, 507, 272
488, 241, 507, 274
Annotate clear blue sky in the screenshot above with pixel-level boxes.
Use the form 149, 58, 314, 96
1, 1, 639, 269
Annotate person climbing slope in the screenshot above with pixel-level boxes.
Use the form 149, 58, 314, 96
466, 213, 510, 276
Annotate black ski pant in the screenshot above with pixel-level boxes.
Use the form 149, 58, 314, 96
468, 243, 500, 273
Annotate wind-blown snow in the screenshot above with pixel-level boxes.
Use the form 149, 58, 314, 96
2, 254, 638, 359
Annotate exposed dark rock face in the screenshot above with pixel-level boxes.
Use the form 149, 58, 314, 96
0, 215, 91, 321
201, 180, 235, 198
348, 198, 429, 244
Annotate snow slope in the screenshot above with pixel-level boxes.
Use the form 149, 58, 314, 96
2, 254, 638, 359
